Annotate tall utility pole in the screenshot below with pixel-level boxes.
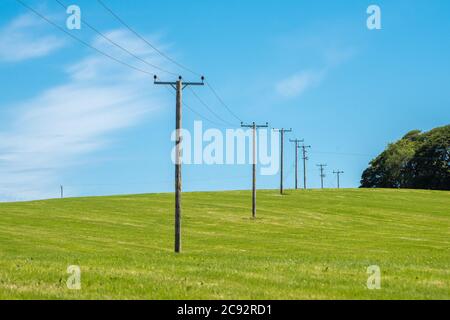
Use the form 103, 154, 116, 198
300, 144, 311, 189
241, 122, 269, 219
289, 139, 304, 189
273, 128, 292, 195
317, 164, 327, 189
333, 170, 344, 189
60, 185, 63, 199
154, 75, 204, 254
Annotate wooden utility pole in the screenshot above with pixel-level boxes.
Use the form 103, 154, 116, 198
333, 170, 344, 189
317, 164, 327, 189
154, 75, 204, 253
273, 128, 292, 194
241, 122, 269, 219
289, 139, 304, 189
300, 144, 311, 189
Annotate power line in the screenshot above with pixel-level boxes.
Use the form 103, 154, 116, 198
4, 145, 443, 160
284, 160, 296, 182
96, 0, 201, 77
205, 81, 243, 123
14, 0, 155, 77
162, 84, 228, 128
0, 175, 250, 190
55, 0, 241, 126
310, 151, 375, 157
184, 100, 229, 128
187, 87, 237, 127
54, 0, 177, 76
95, 0, 244, 124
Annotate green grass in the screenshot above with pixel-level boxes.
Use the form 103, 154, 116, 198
0, 188, 449, 300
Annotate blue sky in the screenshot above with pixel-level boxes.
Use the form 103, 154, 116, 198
0, 0, 449, 201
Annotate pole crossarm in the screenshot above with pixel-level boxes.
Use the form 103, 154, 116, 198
273, 128, 293, 133
301, 144, 312, 151
317, 164, 328, 176
241, 122, 269, 128
299, 144, 311, 160
154, 75, 205, 90
300, 144, 312, 161
290, 138, 304, 149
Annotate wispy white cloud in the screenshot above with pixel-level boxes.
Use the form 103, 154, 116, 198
0, 13, 66, 62
275, 46, 356, 99
275, 69, 325, 98
0, 27, 171, 201
324, 46, 357, 67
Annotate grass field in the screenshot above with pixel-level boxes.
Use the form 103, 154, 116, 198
0, 188, 448, 300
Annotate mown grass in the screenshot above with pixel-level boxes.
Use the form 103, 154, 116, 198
0, 188, 448, 299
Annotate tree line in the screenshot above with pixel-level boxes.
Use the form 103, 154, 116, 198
361, 125, 450, 190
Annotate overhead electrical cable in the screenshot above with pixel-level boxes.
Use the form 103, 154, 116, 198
15, 0, 155, 77
55, 0, 178, 76
95, 0, 244, 123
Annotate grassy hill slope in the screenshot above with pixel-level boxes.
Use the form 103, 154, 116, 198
0, 189, 448, 299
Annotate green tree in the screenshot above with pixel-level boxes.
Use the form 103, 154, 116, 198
361, 125, 450, 190
404, 126, 450, 190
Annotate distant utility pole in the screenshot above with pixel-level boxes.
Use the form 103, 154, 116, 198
317, 164, 327, 189
289, 138, 304, 189
300, 144, 311, 189
333, 170, 344, 189
241, 121, 269, 219
273, 128, 292, 194
154, 75, 204, 254
60, 185, 63, 199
